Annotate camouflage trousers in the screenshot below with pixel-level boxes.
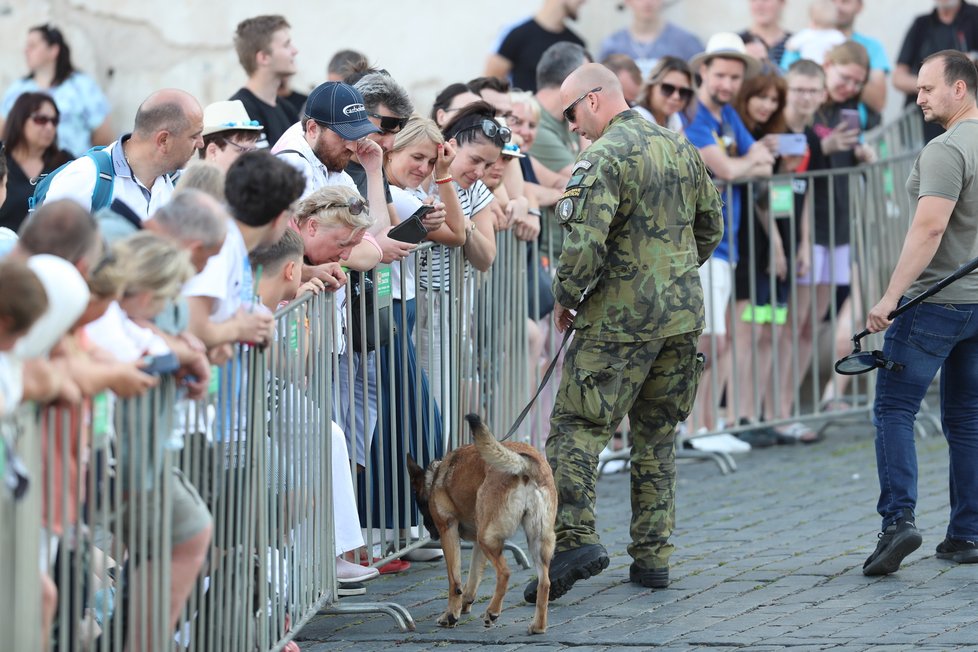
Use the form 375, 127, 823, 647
547, 330, 704, 568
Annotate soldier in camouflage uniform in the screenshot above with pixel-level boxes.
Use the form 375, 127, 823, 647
525, 63, 723, 603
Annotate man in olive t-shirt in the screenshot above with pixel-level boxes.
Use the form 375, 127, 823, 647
862, 50, 978, 577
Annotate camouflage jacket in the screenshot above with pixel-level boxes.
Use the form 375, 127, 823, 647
552, 110, 723, 342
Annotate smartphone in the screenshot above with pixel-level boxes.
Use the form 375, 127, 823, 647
141, 352, 181, 376
388, 205, 432, 244
839, 108, 861, 132
775, 133, 808, 157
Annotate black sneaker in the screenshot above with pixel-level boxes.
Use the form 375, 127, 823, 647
629, 563, 669, 588
936, 537, 978, 564
862, 509, 922, 576
735, 419, 779, 448
523, 543, 609, 603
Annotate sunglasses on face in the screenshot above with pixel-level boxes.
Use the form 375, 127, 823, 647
30, 113, 59, 127
456, 119, 512, 143
658, 83, 694, 103
225, 139, 257, 154
368, 113, 409, 134
325, 198, 368, 215
563, 86, 602, 123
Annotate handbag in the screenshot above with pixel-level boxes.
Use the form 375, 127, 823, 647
348, 268, 392, 352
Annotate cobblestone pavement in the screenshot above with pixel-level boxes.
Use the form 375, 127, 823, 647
296, 413, 977, 651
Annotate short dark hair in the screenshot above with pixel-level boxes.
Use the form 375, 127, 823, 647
431, 82, 473, 121
249, 228, 304, 272
2, 93, 71, 168
224, 150, 305, 227
786, 59, 826, 82
467, 76, 511, 95
601, 54, 642, 88
536, 42, 590, 91
442, 100, 507, 149
199, 129, 260, 157
18, 199, 99, 263
924, 49, 978, 97
0, 259, 48, 335
234, 15, 290, 76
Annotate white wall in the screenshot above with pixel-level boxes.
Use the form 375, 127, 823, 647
0, 0, 935, 132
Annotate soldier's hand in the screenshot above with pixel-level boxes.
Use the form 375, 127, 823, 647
553, 302, 575, 333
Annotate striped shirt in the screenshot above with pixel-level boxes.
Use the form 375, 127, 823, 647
418, 180, 494, 290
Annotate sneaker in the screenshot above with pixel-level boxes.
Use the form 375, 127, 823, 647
735, 418, 779, 448
687, 432, 751, 454
523, 543, 610, 603
935, 537, 978, 564
336, 581, 366, 597
629, 563, 669, 588
336, 557, 379, 583
863, 509, 922, 576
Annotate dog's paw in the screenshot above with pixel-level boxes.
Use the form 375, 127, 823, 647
437, 611, 459, 628
482, 610, 499, 628
527, 621, 547, 635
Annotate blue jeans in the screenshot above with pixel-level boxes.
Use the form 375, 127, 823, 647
873, 299, 978, 539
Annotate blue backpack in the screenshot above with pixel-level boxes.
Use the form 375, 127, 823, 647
29, 146, 115, 214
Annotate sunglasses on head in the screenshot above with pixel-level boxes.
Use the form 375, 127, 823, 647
455, 119, 512, 143
30, 114, 59, 127
658, 82, 694, 103
368, 113, 409, 134
325, 198, 368, 215
563, 86, 602, 123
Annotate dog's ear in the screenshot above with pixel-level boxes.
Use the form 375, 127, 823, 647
406, 454, 425, 483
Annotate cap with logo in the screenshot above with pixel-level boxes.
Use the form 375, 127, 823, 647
202, 100, 264, 137
305, 82, 381, 141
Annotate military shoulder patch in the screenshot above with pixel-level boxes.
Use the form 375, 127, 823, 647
572, 160, 592, 174
556, 197, 575, 221
562, 187, 583, 198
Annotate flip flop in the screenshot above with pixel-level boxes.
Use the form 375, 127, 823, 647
774, 422, 822, 444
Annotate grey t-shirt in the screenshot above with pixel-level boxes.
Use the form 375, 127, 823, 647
906, 119, 978, 302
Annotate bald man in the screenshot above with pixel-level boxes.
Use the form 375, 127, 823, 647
524, 63, 723, 602
46, 88, 204, 222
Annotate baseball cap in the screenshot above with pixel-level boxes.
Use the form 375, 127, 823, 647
305, 81, 380, 141
202, 100, 264, 137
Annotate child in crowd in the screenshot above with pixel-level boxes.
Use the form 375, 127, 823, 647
0, 259, 48, 412
782, 0, 845, 67
249, 227, 380, 596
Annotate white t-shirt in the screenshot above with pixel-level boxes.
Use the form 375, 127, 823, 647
633, 105, 685, 134
271, 123, 359, 199
182, 221, 253, 322
45, 135, 177, 221
84, 301, 170, 363
419, 180, 494, 290
785, 28, 846, 64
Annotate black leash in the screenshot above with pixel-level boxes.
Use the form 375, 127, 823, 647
501, 327, 573, 441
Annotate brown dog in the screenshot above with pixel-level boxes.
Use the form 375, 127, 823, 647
407, 413, 557, 634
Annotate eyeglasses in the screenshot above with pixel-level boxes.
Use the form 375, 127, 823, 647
455, 119, 512, 143
225, 139, 257, 154
836, 71, 866, 90
368, 113, 409, 134
30, 114, 59, 127
658, 83, 694, 103
325, 198, 368, 215
563, 86, 602, 123
788, 87, 823, 96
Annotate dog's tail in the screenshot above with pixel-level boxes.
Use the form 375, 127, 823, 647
465, 413, 530, 475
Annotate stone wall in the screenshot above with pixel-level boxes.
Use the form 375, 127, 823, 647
0, 0, 934, 132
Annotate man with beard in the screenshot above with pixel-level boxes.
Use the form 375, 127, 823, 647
684, 33, 774, 446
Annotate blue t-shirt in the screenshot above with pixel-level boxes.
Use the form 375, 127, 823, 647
780, 31, 890, 72
598, 23, 704, 80
684, 102, 755, 263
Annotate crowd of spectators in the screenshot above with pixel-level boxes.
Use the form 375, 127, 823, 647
0, 0, 959, 646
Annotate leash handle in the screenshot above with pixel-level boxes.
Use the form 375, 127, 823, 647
501, 327, 573, 442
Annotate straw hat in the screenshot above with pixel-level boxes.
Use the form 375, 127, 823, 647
202, 100, 264, 137
689, 32, 762, 78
